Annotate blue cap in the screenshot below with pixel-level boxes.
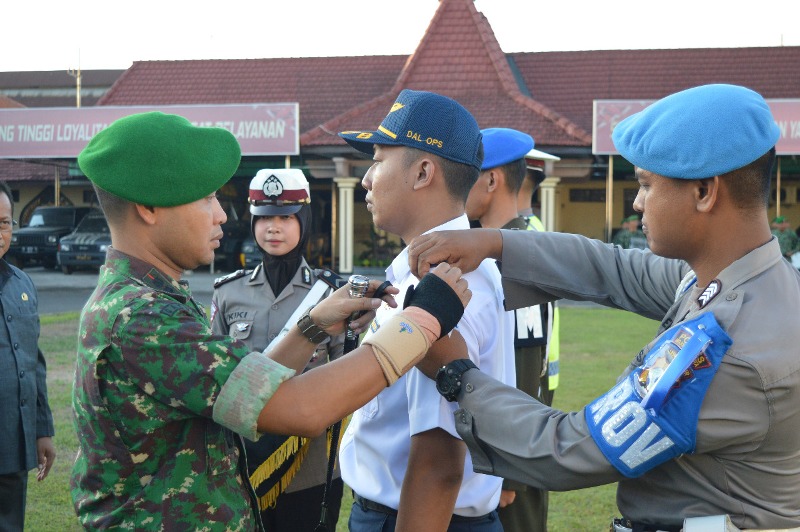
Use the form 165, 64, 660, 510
612, 84, 780, 179
339, 89, 483, 170
480, 128, 534, 170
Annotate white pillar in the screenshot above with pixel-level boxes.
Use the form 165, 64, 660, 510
334, 176, 360, 273
540, 176, 561, 232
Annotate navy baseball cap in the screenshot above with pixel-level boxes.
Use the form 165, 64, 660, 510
339, 89, 483, 170
480, 128, 534, 171
612, 84, 780, 179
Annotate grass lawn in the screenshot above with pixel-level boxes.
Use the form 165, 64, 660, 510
26, 306, 658, 531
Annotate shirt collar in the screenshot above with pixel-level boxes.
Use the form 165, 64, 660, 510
387, 214, 471, 282
104, 247, 190, 299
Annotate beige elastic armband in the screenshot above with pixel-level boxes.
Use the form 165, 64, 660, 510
363, 313, 432, 385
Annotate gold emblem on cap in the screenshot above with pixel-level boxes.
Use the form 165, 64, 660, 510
21, 293, 28, 301
390, 103, 405, 113
356, 132, 373, 140
378, 126, 397, 139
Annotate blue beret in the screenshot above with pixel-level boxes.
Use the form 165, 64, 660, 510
612, 84, 780, 179
480, 128, 535, 171
339, 89, 483, 170
79, 112, 241, 207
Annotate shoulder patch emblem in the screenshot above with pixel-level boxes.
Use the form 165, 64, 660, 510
697, 279, 721, 309
213, 269, 251, 289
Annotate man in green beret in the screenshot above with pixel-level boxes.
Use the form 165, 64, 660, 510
611, 214, 648, 250
70, 111, 472, 531
769, 215, 799, 259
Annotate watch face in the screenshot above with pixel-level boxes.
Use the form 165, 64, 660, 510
436, 366, 460, 401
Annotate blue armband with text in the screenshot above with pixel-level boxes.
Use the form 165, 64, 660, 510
585, 312, 732, 478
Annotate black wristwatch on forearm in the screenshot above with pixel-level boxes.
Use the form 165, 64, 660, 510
435, 359, 478, 402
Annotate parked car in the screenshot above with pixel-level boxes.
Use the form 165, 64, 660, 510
57, 211, 111, 274
9, 206, 96, 269
239, 236, 261, 270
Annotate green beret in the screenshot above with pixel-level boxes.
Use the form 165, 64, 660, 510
78, 112, 241, 207
772, 216, 786, 224
622, 214, 640, 223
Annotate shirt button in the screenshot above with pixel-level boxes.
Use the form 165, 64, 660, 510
465, 383, 474, 393
13, 343, 18, 349
460, 413, 467, 423
20, 399, 26, 406
726, 293, 737, 301
6, 315, 11, 322
19, 371, 24, 378
272, 305, 278, 310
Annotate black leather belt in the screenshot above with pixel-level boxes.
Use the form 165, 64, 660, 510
353, 493, 493, 523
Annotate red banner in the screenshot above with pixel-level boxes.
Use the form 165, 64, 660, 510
593, 99, 800, 155
0, 103, 299, 158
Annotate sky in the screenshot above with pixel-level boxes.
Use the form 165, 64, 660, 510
3, 0, 800, 72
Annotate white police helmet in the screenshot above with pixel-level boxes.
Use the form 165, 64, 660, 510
248, 168, 310, 216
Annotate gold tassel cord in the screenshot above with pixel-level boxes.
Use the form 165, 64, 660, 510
255, 439, 311, 511
249, 435, 307, 490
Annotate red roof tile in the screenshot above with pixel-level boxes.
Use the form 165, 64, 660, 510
304, 0, 590, 149
100, 56, 406, 136
511, 46, 800, 135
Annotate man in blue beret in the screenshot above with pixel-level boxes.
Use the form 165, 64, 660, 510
465, 127, 556, 532
338, 90, 515, 532
407, 84, 800, 530
70, 111, 473, 531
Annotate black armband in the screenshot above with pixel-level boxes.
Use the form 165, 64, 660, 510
403, 273, 464, 337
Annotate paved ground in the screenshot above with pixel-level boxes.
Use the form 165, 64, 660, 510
27, 266, 226, 314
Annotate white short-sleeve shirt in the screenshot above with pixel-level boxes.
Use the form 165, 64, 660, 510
339, 214, 515, 517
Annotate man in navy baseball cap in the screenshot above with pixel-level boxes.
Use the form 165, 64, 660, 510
339, 89, 483, 170
337, 91, 515, 531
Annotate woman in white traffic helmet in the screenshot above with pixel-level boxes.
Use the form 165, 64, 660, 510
210, 168, 344, 531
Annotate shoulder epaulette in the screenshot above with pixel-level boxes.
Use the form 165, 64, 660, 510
213, 269, 251, 289
314, 268, 347, 290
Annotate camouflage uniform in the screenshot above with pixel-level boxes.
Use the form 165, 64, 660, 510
612, 228, 648, 250
71, 248, 295, 530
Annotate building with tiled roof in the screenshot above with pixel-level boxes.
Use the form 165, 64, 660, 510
3, 0, 800, 272
0, 69, 124, 108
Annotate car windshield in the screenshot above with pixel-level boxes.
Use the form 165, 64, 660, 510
28, 209, 75, 227
75, 216, 109, 233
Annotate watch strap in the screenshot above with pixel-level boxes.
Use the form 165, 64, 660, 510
297, 304, 330, 344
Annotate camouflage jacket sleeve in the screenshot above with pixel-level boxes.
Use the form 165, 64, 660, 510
110, 296, 294, 441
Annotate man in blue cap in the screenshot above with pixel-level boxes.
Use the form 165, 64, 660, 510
338, 90, 515, 531
407, 84, 800, 530
465, 127, 555, 532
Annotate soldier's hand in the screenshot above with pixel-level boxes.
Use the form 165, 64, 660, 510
408, 229, 503, 278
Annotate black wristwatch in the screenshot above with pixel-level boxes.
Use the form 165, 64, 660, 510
435, 359, 478, 402
297, 305, 330, 344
